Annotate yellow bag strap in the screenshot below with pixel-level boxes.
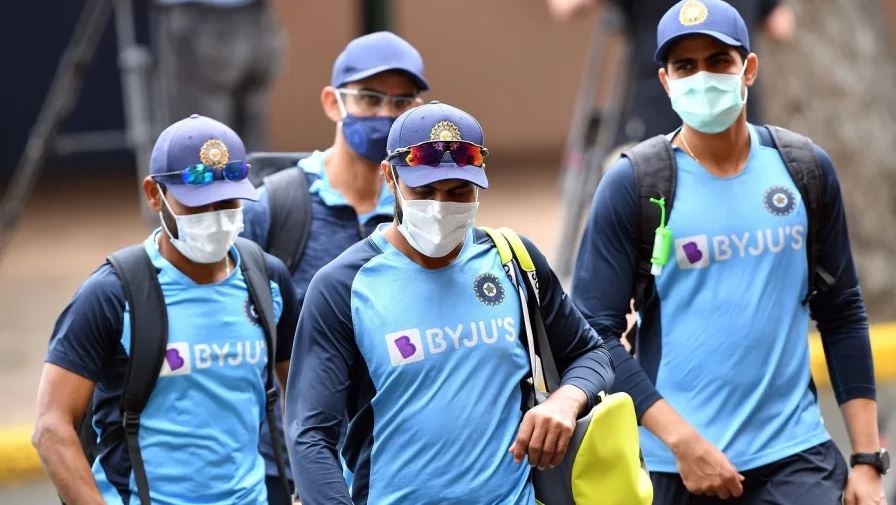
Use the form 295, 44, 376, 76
479, 226, 545, 391
497, 227, 536, 273
497, 227, 541, 306
479, 226, 513, 266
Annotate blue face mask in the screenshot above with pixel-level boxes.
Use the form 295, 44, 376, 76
335, 91, 394, 163
668, 63, 748, 134
341, 115, 395, 163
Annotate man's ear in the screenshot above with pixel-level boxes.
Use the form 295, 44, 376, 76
381, 162, 396, 193
143, 177, 163, 212
658, 67, 671, 96
321, 86, 343, 123
744, 53, 759, 87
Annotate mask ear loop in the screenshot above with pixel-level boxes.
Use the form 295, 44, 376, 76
740, 59, 750, 105
389, 165, 411, 204
156, 183, 180, 242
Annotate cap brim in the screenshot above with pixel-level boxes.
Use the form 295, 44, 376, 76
655, 30, 743, 64
339, 65, 430, 91
166, 178, 260, 208
396, 164, 488, 189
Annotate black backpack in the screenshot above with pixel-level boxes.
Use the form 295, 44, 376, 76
72, 237, 289, 504
246, 152, 312, 272
625, 125, 835, 310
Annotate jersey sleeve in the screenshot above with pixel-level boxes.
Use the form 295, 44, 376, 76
265, 253, 299, 363
45, 264, 126, 382
241, 187, 272, 249
521, 236, 615, 410
571, 158, 664, 419
808, 145, 875, 404
284, 261, 357, 505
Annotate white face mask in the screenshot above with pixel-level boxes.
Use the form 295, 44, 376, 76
158, 190, 243, 264
394, 182, 479, 258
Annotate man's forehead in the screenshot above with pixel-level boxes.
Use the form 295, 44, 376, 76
416, 178, 474, 190
666, 34, 740, 60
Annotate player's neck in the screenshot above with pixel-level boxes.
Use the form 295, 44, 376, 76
678, 118, 750, 177
383, 223, 463, 269
325, 138, 383, 214
157, 232, 230, 284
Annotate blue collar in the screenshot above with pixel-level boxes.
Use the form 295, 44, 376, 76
300, 150, 395, 223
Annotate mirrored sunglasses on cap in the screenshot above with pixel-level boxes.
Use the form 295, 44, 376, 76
387, 140, 488, 168
152, 160, 250, 186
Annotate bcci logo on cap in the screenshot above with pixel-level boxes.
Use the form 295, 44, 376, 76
679, 0, 709, 26
200, 138, 229, 168
430, 121, 461, 142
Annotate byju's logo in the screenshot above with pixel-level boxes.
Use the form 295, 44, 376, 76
675, 235, 710, 269
159, 342, 192, 376
385, 329, 425, 366
673, 226, 806, 272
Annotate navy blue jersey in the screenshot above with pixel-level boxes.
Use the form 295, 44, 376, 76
241, 150, 394, 477
286, 226, 614, 504
46, 232, 299, 505
573, 124, 874, 472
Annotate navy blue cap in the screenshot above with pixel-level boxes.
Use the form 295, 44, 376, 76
655, 0, 750, 64
387, 101, 488, 188
331, 31, 429, 91
150, 114, 259, 207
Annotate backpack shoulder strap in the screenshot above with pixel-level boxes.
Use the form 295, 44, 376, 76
233, 237, 291, 495
106, 244, 167, 505
235, 237, 277, 369
263, 167, 311, 272
764, 124, 834, 302
622, 135, 677, 309
496, 227, 562, 394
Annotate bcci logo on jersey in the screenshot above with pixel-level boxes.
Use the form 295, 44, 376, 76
764, 186, 797, 217
473, 273, 505, 306
676, 225, 806, 270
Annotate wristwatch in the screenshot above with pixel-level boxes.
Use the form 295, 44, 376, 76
850, 449, 890, 475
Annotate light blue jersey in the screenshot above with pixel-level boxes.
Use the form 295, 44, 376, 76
574, 123, 874, 478
47, 231, 300, 505
354, 227, 532, 504
641, 125, 829, 471
286, 226, 613, 505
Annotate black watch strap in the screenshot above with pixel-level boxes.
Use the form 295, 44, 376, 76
850, 449, 890, 475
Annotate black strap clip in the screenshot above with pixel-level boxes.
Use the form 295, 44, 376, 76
122, 411, 141, 435
266, 388, 278, 410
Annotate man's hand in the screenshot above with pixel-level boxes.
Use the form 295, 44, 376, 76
671, 431, 745, 499
844, 464, 885, 505
763, 5, 796, 42
509, 385, 587, 469
840, 399, 885, 504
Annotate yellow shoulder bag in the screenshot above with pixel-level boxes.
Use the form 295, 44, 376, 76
480, 226, 653, 505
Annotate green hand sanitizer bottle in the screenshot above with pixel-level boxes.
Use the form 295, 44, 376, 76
650, 197, 672, 276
